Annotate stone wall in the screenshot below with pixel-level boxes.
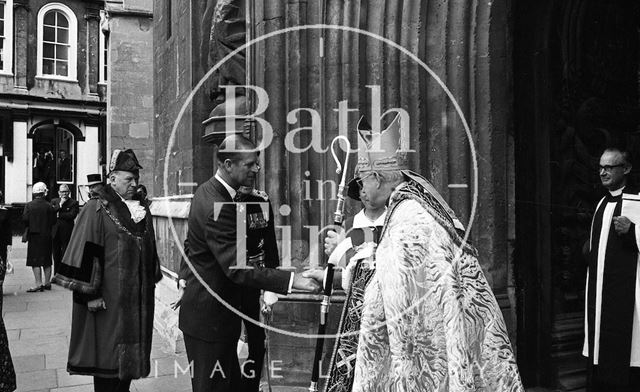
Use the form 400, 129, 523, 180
106, 0, 155, 195
150, 196, 190, 351
152, 0, 214, 198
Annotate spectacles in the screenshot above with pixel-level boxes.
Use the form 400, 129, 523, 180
355, 172, 378, 188
599, 164, 625, 173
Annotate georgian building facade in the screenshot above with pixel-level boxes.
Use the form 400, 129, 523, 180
0, 0, 107, 203
0, 0, 153, 204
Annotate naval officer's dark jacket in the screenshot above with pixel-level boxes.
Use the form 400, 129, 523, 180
178, 176, 291, 342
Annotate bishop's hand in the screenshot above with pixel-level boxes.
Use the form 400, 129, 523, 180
324, 229, 346, 256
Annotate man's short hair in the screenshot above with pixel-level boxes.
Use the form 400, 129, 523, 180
217, 135, 258, 164
603, 147, 632, 166
58, 184, 70, 192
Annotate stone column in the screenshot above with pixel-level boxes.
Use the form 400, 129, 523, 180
85, 7, 101, 95
254, 0, 514, 291
13, 0, 29, 90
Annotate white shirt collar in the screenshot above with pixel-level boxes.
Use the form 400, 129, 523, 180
610, 186, 625, 197
352, 208, 387, 228
215, 172, 236, 200
114, 188, 146, 223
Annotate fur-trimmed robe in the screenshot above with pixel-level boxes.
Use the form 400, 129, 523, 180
325, 181, 523, 392
55, 185, 161, 379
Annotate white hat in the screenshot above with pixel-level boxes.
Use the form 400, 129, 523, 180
33, 182, 48, 194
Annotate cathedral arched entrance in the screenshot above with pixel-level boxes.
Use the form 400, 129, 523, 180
514, 0, 640, 388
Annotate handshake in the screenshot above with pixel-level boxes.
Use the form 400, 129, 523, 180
171, 229, 346, 310
291, 228, 345, 294
291, 272, 322, 293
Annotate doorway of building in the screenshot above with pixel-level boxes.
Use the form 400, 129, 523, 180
514, 0, 640, 390
30, 122, 79, 200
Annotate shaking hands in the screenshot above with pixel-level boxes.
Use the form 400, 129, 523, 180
292, 273, 322, 293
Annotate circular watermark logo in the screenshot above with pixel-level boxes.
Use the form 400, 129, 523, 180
164, 24, 478, 340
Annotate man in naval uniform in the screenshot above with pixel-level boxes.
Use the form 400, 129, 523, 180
178, 135, 320, 392
584, 147, 640, 392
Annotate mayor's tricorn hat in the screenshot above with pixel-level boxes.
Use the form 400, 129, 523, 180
109, 149, 143, 175
347, 113, 465, 232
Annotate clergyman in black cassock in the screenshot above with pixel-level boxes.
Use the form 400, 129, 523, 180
584, 147, 640, 392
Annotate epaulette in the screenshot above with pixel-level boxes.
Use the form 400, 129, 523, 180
251, 189, 269, 201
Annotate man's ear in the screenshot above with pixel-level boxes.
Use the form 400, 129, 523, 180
223, 159, 234, 170
625, 164, 633, 175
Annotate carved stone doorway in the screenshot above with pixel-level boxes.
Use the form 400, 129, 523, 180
514, 0, 640, 389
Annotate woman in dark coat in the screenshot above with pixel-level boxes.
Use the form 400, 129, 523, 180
0, 190, 16, 391
22, 182, 56, 292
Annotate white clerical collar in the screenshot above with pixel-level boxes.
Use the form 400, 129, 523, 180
215, 172, 236, 200
609, 187, 624, 197
352, 208, 387, 228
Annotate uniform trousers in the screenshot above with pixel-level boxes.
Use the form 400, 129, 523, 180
93, 377, 131, 392
184, 331, 265, 392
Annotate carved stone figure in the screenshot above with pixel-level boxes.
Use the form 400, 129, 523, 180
202, 0, 247, 113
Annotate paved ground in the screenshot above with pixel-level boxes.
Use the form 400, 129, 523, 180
3, 238, 553, 392
2, 238, 306, 392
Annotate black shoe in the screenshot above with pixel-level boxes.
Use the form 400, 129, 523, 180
26, 286, 44, 293
42, 283, 52, 291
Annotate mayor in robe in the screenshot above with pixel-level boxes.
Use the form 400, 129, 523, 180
584, 147, 640, 392
54, 149, 161, 392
